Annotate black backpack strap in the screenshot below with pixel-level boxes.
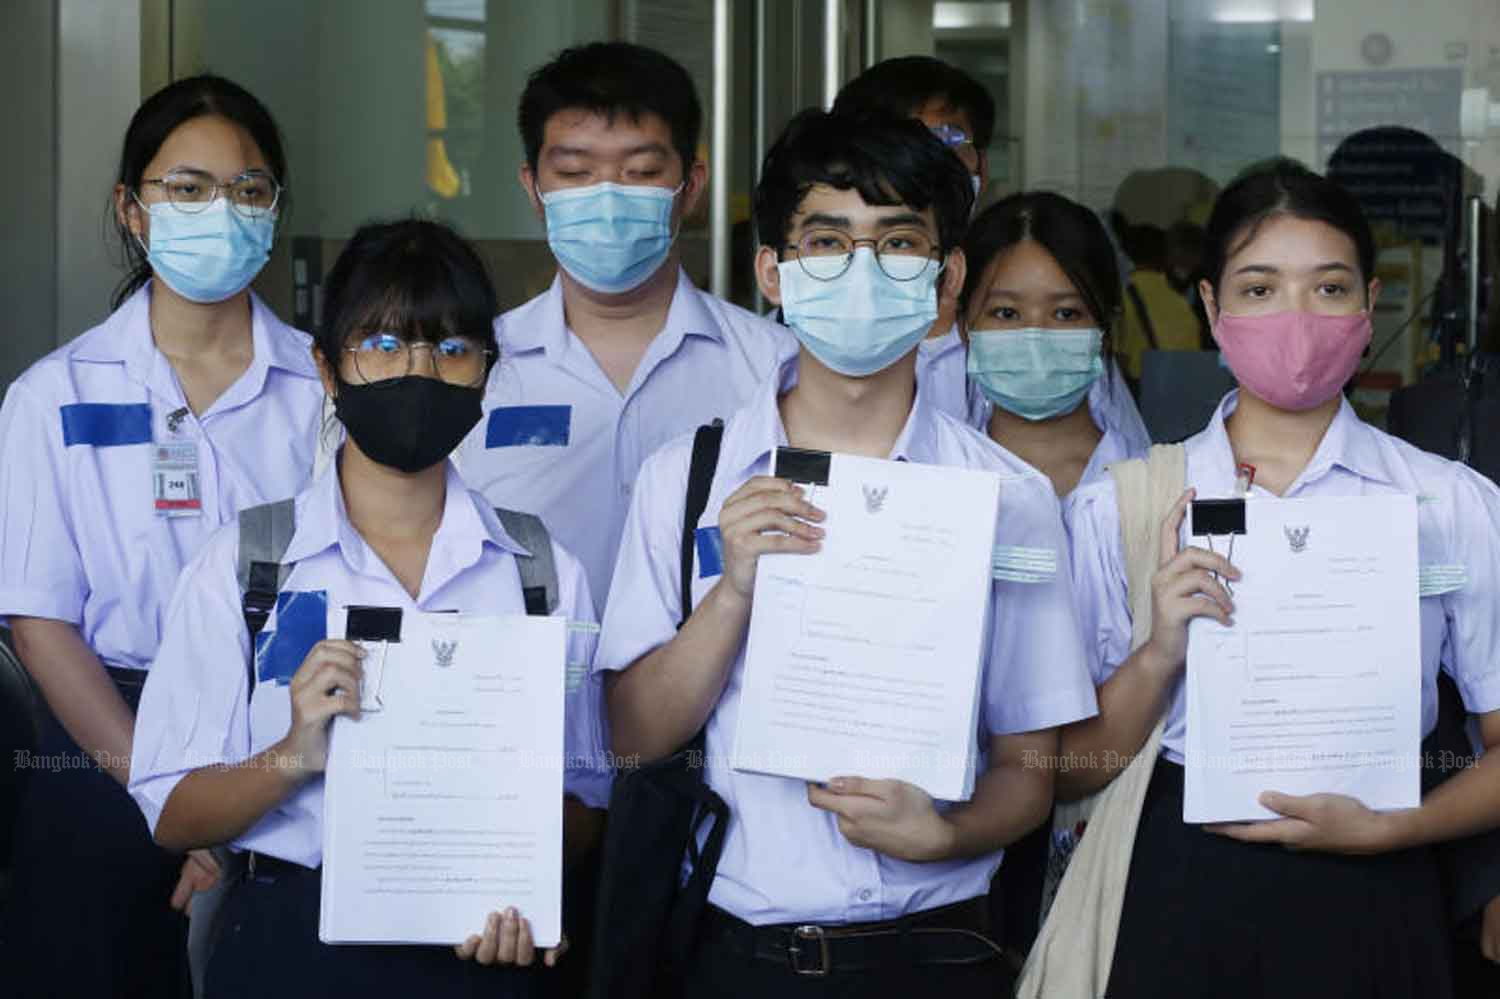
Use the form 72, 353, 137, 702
236, 499, 297, 698
679, 421, 725, 628
493, 508, 558, 616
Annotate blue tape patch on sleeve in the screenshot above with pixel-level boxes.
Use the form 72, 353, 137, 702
254, 590, 328, 686
485, 405, 571, 448
60, 403, 153, 447
695, 526, 724, 578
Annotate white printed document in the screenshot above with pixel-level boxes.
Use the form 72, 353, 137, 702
320, 610, 565, 946
731, 451, 1001, 801
1184, 493, 1421, 823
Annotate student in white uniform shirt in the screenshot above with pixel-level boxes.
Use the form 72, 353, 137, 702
456, 42, 794, 612
129, 219, 609, 998
1062, 162, 1500, 998
0, 75, 323, 997
596, 109, 1098, 996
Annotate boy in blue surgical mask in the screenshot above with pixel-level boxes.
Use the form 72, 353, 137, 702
594, 109, 1098, 996
456, 42, 793, 618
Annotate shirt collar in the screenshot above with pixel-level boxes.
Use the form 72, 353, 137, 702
281, 457, 528, 573
1193, 389, 1395, 493
70, 282, 316, 383
721, 353, 937, 481
499, 268, 725, 357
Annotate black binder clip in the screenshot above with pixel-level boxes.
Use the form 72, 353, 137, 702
1190, 498, 1246, 596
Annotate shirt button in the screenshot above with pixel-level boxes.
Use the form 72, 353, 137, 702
858, 889, 873, 902
619, 482, 632, 498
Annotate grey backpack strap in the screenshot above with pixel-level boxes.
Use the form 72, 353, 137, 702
237, 499, 298, 697
495, 508, 558, 616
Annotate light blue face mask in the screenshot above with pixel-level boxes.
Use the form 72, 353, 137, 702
539, 181, 679, 294
966, 327, 1105, 421
777, 248, 939, 377
138, 197, 274, 304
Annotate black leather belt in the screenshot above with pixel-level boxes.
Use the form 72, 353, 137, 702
241, 850, 319, 882
701, 897, 1000, 976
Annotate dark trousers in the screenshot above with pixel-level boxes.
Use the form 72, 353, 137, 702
2, 668, 188, 999
681, 905, 1013, 998
206, 862, 545, 999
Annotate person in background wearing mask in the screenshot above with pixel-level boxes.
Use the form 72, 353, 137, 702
1062, 163, 1500, 997
596, 109, 1098, 996
833, 55, 995, 424
833, 57, 1149, 450
0, 75, 324, 997
128, 219, 610, 998
457, 42, 794, 617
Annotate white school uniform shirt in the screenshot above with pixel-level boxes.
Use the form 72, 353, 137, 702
1068, 390, 1500, 765
595, 355, 1099, 926
0, 283, 323, 671
129, 460, 611, 868
456, 269, 797, 613
916, 321, 1153, 453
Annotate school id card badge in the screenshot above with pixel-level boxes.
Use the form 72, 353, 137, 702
152, 441, 202, 517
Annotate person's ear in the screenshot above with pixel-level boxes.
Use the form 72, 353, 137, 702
1366, 277, 1382, 313
940, 247, 967, 307
116, 184, 144, 244
975, 152, 990, 198
754, 245, 784, 306
313, 345, 338, 397
680, 156, 709, 220
1199, 278, 1222, 348
519, 163, 543, 221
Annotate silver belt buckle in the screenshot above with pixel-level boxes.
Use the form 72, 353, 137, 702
789, 924, 831, 976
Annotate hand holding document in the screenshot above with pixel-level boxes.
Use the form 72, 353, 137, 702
731, 449, 1001, 802
1183, 494, 1420, 823
320, 609, 566, 946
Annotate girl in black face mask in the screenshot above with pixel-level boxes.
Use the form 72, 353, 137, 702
129, 219, 613, 998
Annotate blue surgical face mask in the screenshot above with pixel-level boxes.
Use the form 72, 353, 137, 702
539, 181, 680, 294
777, 248, 939, 377
966, 327, 1105, 421
137, 197, 274, 303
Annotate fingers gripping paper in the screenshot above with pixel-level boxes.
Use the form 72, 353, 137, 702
1017, 443, 1184, 999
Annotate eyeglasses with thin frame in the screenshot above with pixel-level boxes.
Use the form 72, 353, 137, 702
344, 333, 494, 387
928, 124, 981, 173
137, 168, 283, 218
790, 228, 942, 282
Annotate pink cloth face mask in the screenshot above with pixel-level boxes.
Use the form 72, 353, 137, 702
1213, 310, 1372, 411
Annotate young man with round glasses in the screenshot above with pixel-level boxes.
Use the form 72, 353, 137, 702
595, 109, 1098, 996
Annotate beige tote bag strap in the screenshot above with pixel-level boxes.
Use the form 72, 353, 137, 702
1017, 444, 1185, 999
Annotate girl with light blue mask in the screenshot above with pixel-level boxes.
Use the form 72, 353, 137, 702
960, 191, 1150, 502
1, 75, 324, 999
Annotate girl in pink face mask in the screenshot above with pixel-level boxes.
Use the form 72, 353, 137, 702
1039, 163, 1500, 999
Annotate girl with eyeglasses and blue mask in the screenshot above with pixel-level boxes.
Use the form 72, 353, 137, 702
960, 192, 1151, 506
0, 75, 324, 996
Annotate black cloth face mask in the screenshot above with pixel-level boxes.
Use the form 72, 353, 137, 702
333, 375, 483, 474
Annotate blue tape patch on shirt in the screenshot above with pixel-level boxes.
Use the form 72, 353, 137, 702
60, 403, 153, 447
253, 590, 328, 687
695, 526, 724, 578
485, 405, 572, 448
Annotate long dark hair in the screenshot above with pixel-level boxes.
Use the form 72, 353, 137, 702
111, 75, 288, 310
960, 191, 1123, 352
1202, 162, 1376, 298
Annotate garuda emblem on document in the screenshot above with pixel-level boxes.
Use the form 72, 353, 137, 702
432, 639, 458, 669
862, 484, 889, 514
1284, 525, 1310, 554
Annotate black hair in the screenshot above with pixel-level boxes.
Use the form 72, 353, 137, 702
111, 74, 288, 310
959, 192, 1122, 336
753, 109, 974, 253
317, 219, 499, 383
1202, 162, 1376, 297
517, 42, 701, 175
833, 55, 996, 149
